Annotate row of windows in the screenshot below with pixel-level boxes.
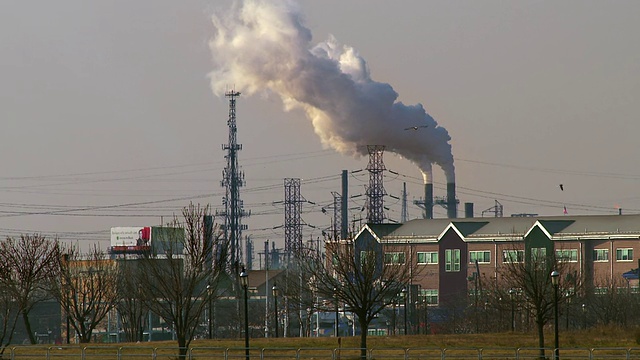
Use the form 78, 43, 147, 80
593, 248, 633, 261
419, 289, 438, 305
384, 248, 634, 265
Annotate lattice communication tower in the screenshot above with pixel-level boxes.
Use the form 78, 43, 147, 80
219, 90, 250, 272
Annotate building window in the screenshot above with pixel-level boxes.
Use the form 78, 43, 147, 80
445, 249, 461, 272
531, 247, 546, 260
593, 249, 609, 262
594, 287, 608, 295
417, 251, 438, 264
469, 250, 491, 264
360, 251, 375, 267
503, 250, 524, 263
384, 252, 405, 265
616, 248, 633, 261
556, 249, 578, 262
420, 289, 438, 305
531, 247, 547, 268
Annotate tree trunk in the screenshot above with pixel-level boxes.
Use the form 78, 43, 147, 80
80, 332, 91, 343
22, 309, 36, 344
177, 335, 188, 360
359, 318, 368, 360
0, 311, 21, 356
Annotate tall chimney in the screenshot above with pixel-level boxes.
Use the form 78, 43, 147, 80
341, 170, 348, 239
447, 182, 457, 219
425, 183, 433, 219
464, 202, 474, 218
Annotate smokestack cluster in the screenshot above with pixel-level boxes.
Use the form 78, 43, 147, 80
210, 0, 455, 185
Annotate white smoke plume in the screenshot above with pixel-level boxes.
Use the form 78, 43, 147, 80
209, 0, 454, 183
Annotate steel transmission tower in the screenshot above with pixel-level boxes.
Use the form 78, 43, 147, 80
219, 90, 250, 271
366, 145, 386, 224
284, 178, 303, 261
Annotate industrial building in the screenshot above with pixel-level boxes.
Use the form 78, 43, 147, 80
353, 214, 640, 309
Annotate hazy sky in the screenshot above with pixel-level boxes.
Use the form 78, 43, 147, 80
2, 1, 639, 256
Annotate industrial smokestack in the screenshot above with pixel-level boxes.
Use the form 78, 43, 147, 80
425, 183, 433, 219
341, 170, 348, 239
210, 1, 455, 186
464, 202, 474, 218
447, 182, 457, 219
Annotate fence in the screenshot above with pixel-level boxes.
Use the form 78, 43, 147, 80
6, 345, 640, 360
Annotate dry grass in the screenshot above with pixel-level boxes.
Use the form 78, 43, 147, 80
186, 325, 637, 349
5, 325, 638, 360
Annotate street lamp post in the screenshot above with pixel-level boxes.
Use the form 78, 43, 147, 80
565, 291, 571, 331
392, 299, 397, 335
272, 282, 278, 338
207, 284, 212, 340
424, 299, 429, 335
582, 303, 587, 330
415, 301, 419, 335
551, 270, 560, 360
402, 288, 407, 335
333, 287, 339, 337
240, 268, 249, 360
509, 289, 515, 332
484, 301, 489, 333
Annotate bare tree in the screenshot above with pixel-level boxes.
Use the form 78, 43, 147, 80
51, 244, 120, 343
0, 264, 21, 356
587, 276, 639, 327
0, 234, 59, 344
276, 265, 319, 338
134, 204, 226, 359
116, 260, 148, 342
499, 249, 582, 359
295, 240, 416, 360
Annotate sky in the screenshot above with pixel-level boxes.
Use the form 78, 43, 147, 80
1, 0, 639, 261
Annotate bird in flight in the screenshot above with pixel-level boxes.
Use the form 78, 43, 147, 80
404, 125, 428, 131
559, 184, 564, 191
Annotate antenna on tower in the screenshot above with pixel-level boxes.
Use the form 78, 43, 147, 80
217, 89, 250, 273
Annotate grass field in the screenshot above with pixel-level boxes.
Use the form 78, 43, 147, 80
4, 325, 639, 360
183, 325, 638, 349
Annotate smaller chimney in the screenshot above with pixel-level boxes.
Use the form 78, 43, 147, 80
464, 202, 474, 218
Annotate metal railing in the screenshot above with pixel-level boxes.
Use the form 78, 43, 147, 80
6, 345, 640, 359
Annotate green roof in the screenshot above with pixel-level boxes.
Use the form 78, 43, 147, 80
538, 220, 575, 235
451, 221, 489, 236
366, 223, 402, 238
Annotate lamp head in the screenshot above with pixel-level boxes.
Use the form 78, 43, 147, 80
240, 267, 248, 287
550, 270, 560, 286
